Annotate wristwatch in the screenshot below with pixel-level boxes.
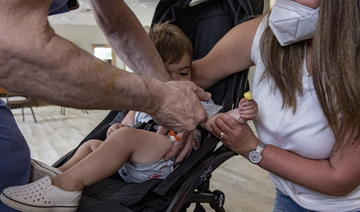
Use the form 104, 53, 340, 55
248, 140, 267, 164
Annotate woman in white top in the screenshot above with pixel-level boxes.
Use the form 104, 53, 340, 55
193, 0, 360, 211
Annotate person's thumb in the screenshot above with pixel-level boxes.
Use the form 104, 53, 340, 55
188, 82, 211, 101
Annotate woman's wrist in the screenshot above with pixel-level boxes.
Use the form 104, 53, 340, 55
238, 137, 261, 157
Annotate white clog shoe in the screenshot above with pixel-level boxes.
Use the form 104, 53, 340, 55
0, 176, 81, 212
31, 159, 63, 182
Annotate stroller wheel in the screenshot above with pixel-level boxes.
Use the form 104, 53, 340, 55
214, 208, 225, 212
210, 190, 225, 211
194, 203, 206, 212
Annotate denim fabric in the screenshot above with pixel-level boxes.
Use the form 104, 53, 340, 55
49, 0, 70, 16
273, 189, 360, 212
0, 100, 31, 212
273, 189, 315, 212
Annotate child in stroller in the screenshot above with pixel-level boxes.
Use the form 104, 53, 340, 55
1, 22, 258, 212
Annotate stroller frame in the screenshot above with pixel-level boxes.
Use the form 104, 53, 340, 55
54, 0, 264, 210
53, 70, 249, 212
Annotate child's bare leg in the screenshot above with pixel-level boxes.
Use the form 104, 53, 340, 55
58, 139, 103, 172
52, 127, 172, 191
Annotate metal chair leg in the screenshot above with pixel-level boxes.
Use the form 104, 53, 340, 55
29, 106, 37, 123
22, 107, 25, 122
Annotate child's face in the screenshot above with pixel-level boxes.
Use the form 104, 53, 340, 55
165, 54, 192, 81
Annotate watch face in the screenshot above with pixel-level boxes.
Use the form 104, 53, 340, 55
249, 150, 262, 164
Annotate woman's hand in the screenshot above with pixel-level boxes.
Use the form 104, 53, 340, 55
210, 113, 259, 156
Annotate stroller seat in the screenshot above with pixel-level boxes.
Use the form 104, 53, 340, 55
55, 113, 237, 212
53, 0, 264, 211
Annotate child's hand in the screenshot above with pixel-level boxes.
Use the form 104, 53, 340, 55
164, 131, 196, 164
156, 126, 168, 135
106, 123, 126, 137
243, 91, 253, 101
238, 98, 258, 121
191, 130, 201, 150
224, 92, 257, 124
174, 131, 194, 164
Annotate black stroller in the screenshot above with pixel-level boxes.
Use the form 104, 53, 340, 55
53, 0, 264, 211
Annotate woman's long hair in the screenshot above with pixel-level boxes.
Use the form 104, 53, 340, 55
260, 0, 360, 149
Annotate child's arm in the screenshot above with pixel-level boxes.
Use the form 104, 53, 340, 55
203, 92, 257, 132
164, 94, 256, 161
156, 126, 169, 135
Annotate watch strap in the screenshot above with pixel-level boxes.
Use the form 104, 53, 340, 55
256, 140, 266, 154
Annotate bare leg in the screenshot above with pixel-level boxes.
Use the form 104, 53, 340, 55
58, 139, 103, 172
52, 127, 172, 191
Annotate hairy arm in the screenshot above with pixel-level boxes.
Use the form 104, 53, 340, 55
90, 0, 171, 81
192, 17, 262, 89
0, 0, 194, 128
0, 0, 211, 132
0, 24, 161, 113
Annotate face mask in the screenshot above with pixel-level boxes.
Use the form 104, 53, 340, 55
269, 0, 320, 46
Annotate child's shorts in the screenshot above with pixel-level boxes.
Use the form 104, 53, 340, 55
118, 158, 175, 183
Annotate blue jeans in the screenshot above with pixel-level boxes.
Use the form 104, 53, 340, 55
273, 189, 360, 212
49, 0, 71, 15
0, 100, 31, 212
273, 189, 315, 212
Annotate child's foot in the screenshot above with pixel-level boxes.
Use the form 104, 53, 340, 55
31, 159, 63, 181
0, 176, 81, 212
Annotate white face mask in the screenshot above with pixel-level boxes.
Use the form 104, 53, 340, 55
269, 0, 320, 46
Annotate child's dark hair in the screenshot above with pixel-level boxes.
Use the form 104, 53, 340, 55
149, 22, 193, 64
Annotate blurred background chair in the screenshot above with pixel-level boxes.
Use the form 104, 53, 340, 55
0, 87, 6, 97
60, 107, 88, 116
4, 91, 37, 123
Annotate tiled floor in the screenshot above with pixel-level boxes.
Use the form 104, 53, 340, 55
13, 105, 275, 211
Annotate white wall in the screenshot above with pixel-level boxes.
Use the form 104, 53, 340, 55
51, 24, 125, 69
51, 0, 273, 78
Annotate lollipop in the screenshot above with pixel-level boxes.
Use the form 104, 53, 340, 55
244, 91, 253, 101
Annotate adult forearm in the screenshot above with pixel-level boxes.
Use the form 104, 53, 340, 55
0, 31, 162, 114
259, 145, 355, 196
90, 0, 171, 81
216, 119, 355, 196
192, 18, 261, 89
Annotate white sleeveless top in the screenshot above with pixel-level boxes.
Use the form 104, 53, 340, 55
250, 16, 360, 212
